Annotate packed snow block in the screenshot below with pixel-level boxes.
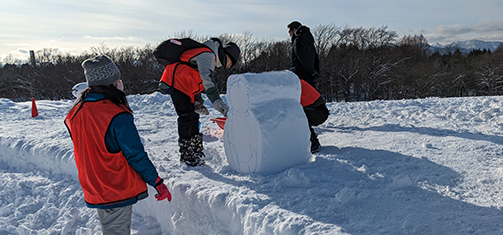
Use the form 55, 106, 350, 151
224, 71, 311, 174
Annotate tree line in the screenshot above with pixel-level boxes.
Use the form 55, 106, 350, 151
1, 25, 503, 102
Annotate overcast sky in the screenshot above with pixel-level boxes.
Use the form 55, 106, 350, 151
1, 0, 503, 61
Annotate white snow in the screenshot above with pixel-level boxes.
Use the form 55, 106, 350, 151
224, 71, 311, 174
2, 92, 503, 234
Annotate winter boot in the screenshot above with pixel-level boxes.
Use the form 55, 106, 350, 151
310, 129, 321, 153
178, 134, 205, 166
187, 133, 205, 159
193, 133, 205, 157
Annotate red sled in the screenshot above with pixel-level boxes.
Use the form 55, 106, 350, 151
210, 117, 226, 130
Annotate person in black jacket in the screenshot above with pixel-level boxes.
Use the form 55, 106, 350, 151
288, 21, 320, 88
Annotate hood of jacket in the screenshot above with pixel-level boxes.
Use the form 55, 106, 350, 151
203, 39, 224, 68
292, 25, 315, 44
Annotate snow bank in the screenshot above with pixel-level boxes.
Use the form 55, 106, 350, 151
0, 99, 77, 179
2, 95, 503, 234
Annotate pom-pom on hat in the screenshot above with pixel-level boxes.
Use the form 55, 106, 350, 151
82, 55, 121, 86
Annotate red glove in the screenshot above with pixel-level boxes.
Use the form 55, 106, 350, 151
154, 177, 172, 202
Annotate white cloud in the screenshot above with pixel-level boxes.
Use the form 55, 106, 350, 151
2, 0, 503, 59
435, 25, 473, 35
425, 20, 503, 44
84, 36, 144, 41
3, 43, 30, 46
17, 49, 29, 54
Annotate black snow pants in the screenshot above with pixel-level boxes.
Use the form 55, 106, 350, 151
170, 89, 200, 139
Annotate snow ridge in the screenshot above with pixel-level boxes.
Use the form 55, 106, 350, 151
2, 94, 503, 234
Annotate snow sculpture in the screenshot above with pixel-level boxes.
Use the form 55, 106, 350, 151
223, 71, 311, 174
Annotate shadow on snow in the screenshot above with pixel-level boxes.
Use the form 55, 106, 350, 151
199, 145, 503, 234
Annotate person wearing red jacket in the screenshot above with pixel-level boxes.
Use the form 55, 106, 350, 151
65, 55, 171, 235
300, 79, 330, 153
158, 38, 240, 166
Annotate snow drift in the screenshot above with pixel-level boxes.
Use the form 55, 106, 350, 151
1, 94, 503, 234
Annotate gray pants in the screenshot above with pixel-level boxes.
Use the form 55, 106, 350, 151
97, 205, 132, 235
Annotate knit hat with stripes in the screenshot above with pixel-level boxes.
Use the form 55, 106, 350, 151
82, 55, 121, 86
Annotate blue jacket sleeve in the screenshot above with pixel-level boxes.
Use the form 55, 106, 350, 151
105, 112, 159, 187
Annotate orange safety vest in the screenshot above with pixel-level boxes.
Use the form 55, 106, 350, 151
160, 47, 213, 102
300, 79, 321, 107
65, 101, 147, 206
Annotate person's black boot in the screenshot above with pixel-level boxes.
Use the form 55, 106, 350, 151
310, 128, 321, 153
189, 133, 205, 160
193, 133, 204, 156
178, 135, 205, 166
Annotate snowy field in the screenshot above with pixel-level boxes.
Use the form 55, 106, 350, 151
1, 92, 503, 234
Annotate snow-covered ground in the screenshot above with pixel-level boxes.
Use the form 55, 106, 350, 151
1, 92, 503, 235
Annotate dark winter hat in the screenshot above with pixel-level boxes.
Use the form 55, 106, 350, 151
288, 21, 302, 30
224, 42, 240, 67
82, 55, 121, 86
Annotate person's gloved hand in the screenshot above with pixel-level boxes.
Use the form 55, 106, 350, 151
154, 177, 172, 202
212, 99, 229, 117
194, 101, 209, 115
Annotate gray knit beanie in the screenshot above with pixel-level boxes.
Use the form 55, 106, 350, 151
82, 55, 121, 86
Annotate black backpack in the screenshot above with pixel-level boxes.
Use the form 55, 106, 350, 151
153, 38, 211, 66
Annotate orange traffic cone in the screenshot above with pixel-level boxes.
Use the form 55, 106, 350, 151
31, 98, 38, 118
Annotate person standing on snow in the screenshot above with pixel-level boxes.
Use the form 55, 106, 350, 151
158, 38, 240, 167
288, 21, 320, 88
65, 55, 171, 235
300, 79, 329, 153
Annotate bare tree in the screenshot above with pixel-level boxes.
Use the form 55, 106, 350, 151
312, 23, 340, 57
477, 63, 503, 95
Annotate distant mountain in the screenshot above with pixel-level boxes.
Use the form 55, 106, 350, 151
429, 39, 503, 54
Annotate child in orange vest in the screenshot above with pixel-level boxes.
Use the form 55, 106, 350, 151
158, 38, 240, 166
65, 55, 171, 235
